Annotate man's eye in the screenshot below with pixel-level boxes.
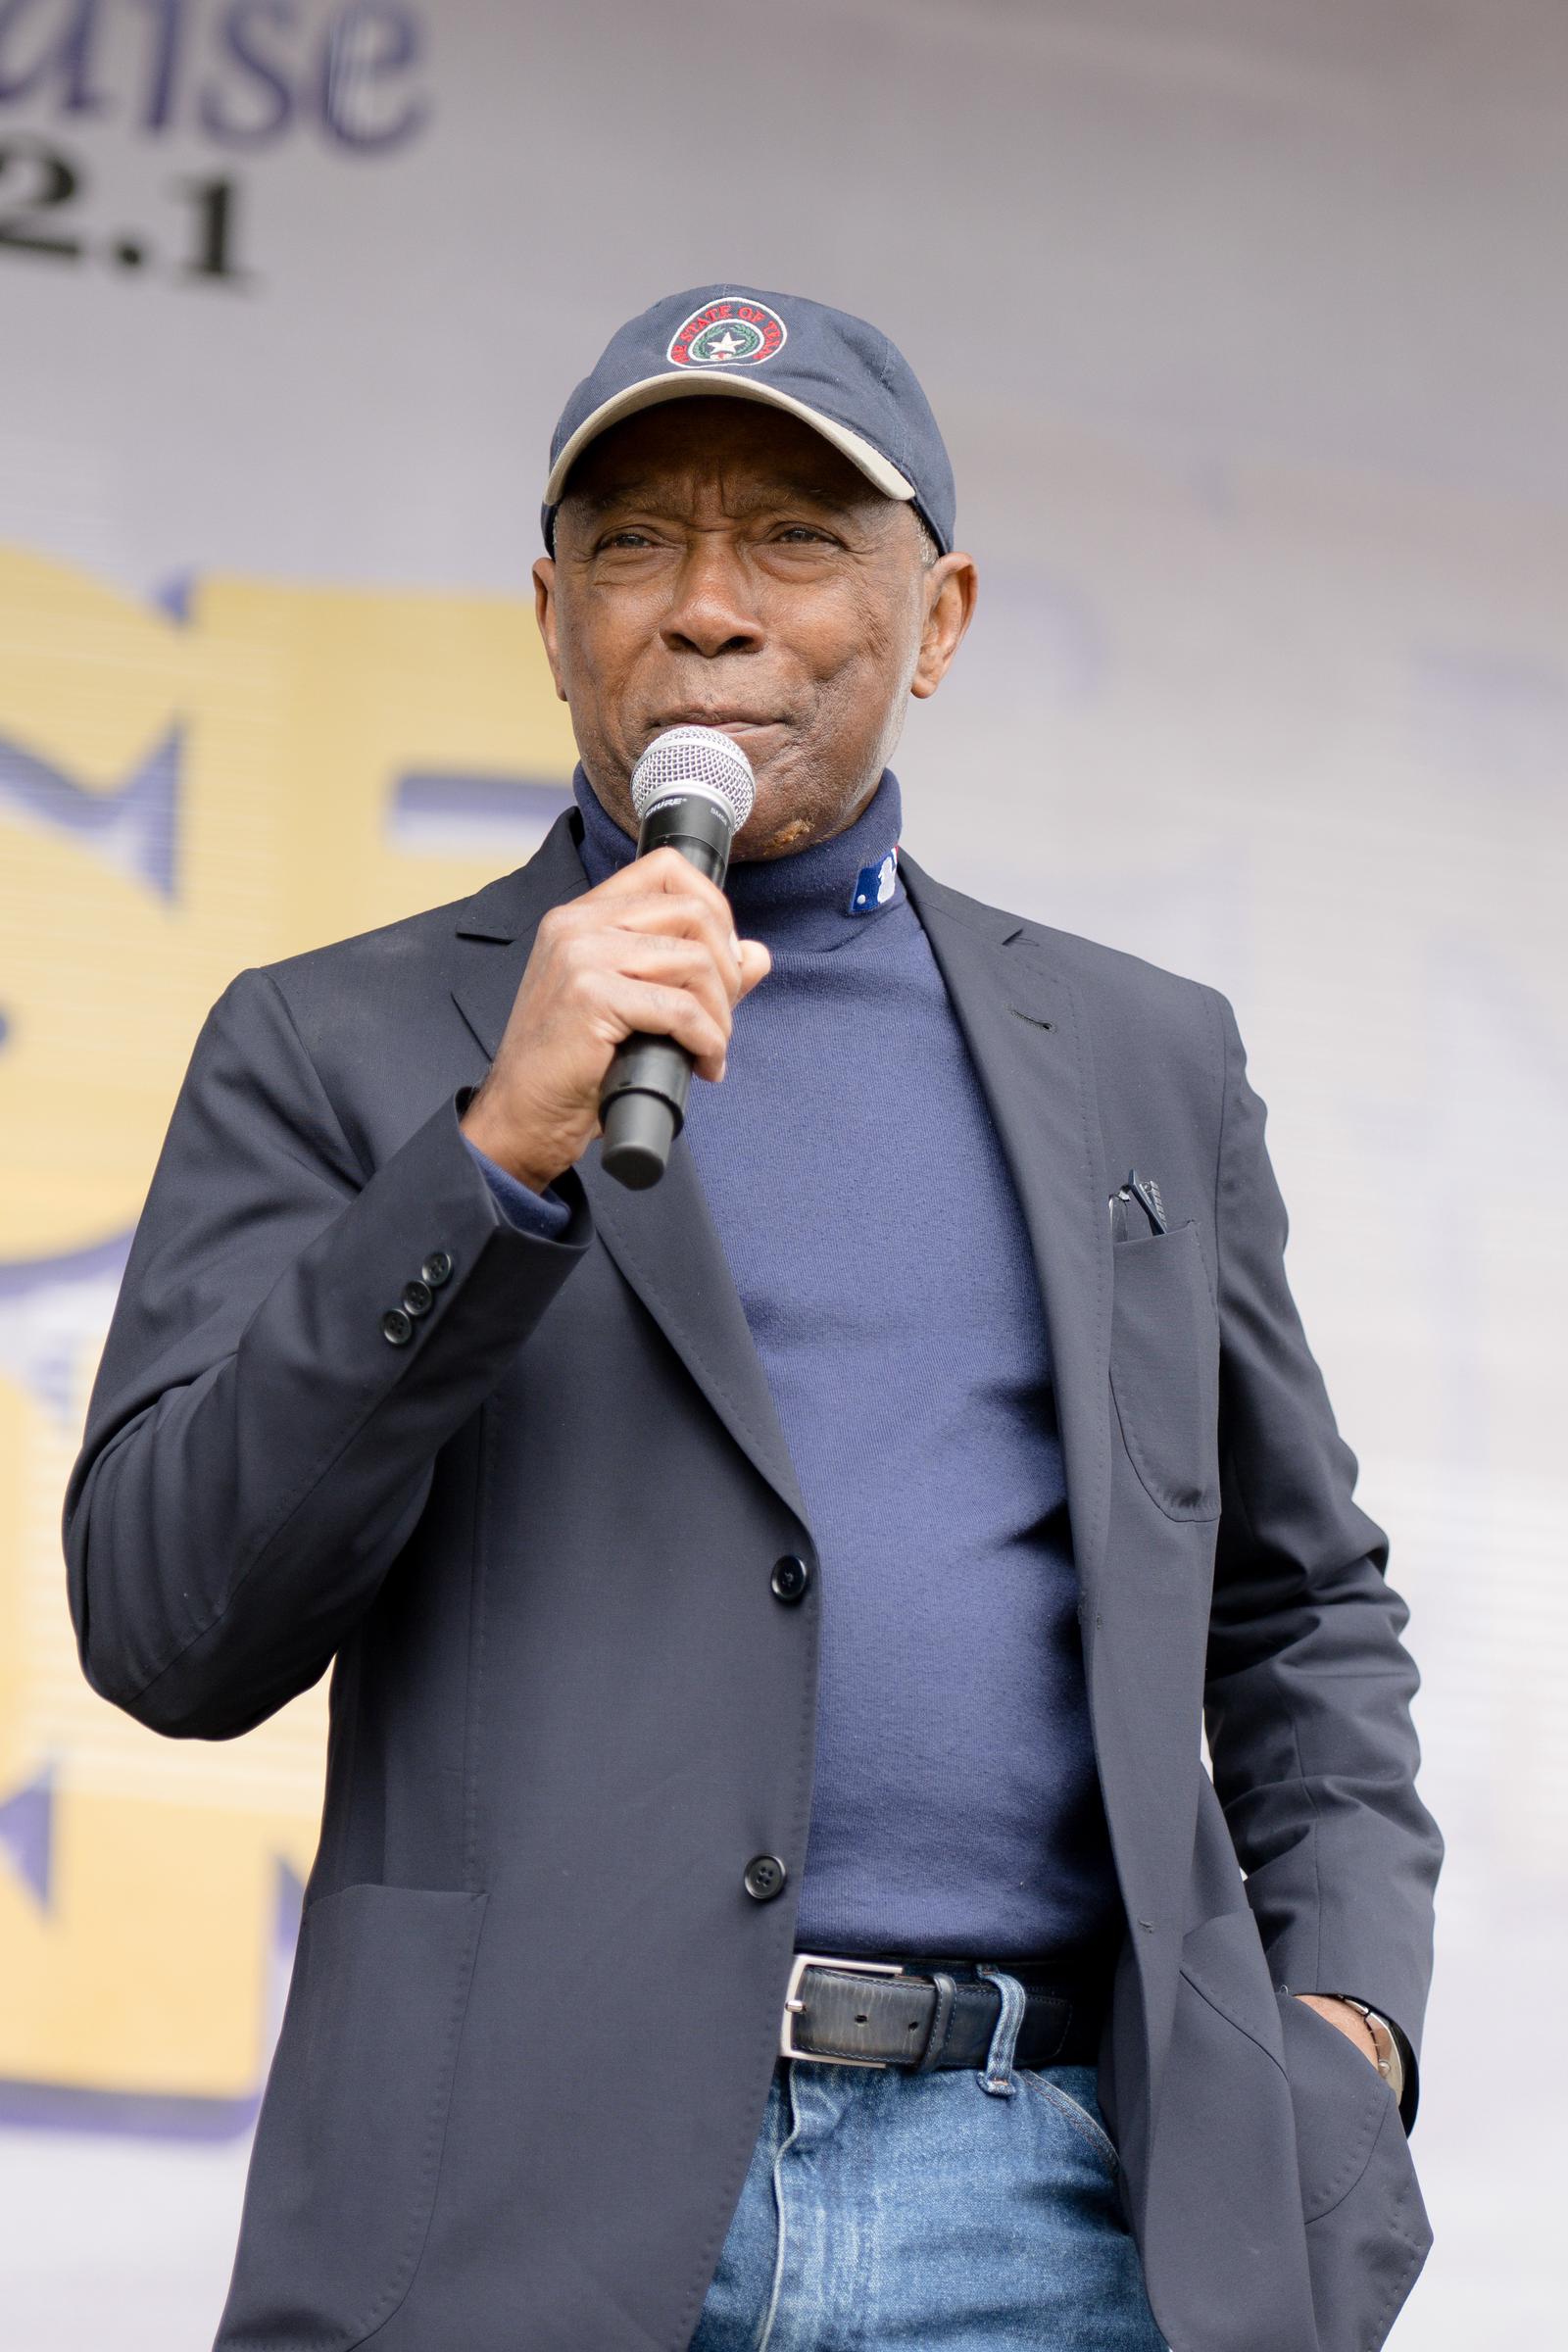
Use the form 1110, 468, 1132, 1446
774, 526, 832, 545
600, 529, 657, 551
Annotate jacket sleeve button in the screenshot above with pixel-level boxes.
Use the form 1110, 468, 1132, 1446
770, 1554, 809, 1604
401, 1279, 434, 1317
380, 1307, 415, 1347
743, 1854, 787, 1902
421, 1250, 454, 1287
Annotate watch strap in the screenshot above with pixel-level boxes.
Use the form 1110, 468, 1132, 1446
1328, 1995, 1405, 2106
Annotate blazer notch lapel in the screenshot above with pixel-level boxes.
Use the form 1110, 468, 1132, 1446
579, 1145, 809, 1531
449, 815, 589, 1064
445, 814, 808, 1532
901, 858, 1113, 1607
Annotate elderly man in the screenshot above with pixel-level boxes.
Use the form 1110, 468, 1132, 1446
65, 285, 1440, 2352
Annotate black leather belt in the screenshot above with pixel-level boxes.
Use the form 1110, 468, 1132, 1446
780, 1950, 1105, 2072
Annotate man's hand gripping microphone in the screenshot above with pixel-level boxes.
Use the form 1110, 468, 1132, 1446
599, 725, 757, 1190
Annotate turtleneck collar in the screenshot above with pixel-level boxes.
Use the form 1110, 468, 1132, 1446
571, 762, 906, 953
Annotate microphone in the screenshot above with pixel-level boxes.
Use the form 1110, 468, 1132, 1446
598, 725, 757, 1191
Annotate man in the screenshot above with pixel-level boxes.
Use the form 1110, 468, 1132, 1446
65, 285, 1441, 2352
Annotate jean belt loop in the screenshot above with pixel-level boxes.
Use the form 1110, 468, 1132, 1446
912, 1970, 958, 2073
975, 1964, 1027, 2096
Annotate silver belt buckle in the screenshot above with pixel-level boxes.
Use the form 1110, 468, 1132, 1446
780, 1950, 906, 2067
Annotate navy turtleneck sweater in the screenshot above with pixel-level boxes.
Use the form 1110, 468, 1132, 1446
468, 766, 1118, 1961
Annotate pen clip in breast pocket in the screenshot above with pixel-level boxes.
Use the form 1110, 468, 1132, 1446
1108, 1167, 1168, 1244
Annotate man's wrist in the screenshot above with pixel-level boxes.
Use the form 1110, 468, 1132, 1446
459, 1087, 566, 1197
1298, 1993, 1405, 2105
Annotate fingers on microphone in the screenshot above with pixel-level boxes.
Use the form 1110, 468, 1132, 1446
600, 975, 729, 1079
606, 845, 730, 914
589, 888, 744, 985
562, 861, 765, 1012
581, 920, 727, 987
584, 928, 732, 1017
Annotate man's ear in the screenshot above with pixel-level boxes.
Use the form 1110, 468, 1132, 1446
911, 553, 978, 701
533, 557, 568, 703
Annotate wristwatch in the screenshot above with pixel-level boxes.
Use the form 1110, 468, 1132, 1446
1326, 1996, 1405, 2105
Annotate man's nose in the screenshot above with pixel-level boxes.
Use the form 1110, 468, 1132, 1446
661, 541, 763, 659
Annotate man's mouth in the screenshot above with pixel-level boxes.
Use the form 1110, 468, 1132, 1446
649, 712, 787, 739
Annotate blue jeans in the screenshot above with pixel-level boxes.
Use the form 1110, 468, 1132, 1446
689, 1966, 1168, 2350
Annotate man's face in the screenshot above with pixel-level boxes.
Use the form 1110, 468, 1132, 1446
533, 398, 976, 858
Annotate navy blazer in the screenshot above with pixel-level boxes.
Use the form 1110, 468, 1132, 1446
65, 811, 1441, 2352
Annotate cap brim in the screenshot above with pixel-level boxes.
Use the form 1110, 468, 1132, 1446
543, 371, 916, 509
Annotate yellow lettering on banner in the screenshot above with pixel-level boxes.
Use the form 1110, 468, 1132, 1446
0, 552, 575, 1256
192, 578, 573, 962
0, 551, 206, 1255
0, 546, 574, 2116
0, 550, 194, 784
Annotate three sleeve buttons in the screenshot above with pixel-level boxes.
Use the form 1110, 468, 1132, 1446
743, 1854, 787, 1901
381, 1250, 453, 1345
770, 1553, 809, 1604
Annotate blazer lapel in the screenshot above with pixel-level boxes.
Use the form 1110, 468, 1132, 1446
448, 814, 808, 1531
901, 854, 1112, 1612
446, 813, 589, 1076
575, 1141, 808, 1527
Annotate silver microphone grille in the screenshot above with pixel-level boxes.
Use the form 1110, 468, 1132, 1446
629, 725, 756, 833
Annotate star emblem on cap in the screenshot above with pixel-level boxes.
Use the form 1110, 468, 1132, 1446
666, 301, 788, 369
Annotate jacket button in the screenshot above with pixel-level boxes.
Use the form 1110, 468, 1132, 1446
381, 1307, 414, 1347
743, 1854, 787, 1902
401, 1279, 434, 1318
770, 1553, 809, 1604
421, 1250, 454, 1287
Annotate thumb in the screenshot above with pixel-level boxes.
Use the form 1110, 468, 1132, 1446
736, 938, 771, 994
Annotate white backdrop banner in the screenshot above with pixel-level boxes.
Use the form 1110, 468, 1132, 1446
1, 4, 1563, 2343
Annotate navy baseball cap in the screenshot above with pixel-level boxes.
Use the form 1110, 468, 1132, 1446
541, 283, 956, 556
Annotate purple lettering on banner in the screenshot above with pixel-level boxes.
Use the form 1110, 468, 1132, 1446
389, 771, 571, 858
318, 0, 426, 152
199, 0, 295, 148
0, 0, 108, 115
0, 0, 428, 154
131, 0, 187, 132
0, 1766, 54, 1909
0, 725, 180, 898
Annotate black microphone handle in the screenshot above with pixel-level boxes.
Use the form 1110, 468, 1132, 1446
599, 792, 737, 1190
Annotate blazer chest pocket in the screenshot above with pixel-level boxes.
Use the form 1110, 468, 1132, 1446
1108, 1220, 1220, 1521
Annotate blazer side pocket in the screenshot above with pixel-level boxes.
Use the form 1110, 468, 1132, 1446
217, 1883, 486, 2351
1109, 1220, 1220, 1522
1277, 1988, 1432, 2352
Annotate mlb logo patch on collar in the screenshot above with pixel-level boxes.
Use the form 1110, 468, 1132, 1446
850, 848, 899, 914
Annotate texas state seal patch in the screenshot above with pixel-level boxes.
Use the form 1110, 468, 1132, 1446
667, 299, 788, 368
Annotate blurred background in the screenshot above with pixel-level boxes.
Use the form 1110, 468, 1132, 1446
1, 1, 1563, 2342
